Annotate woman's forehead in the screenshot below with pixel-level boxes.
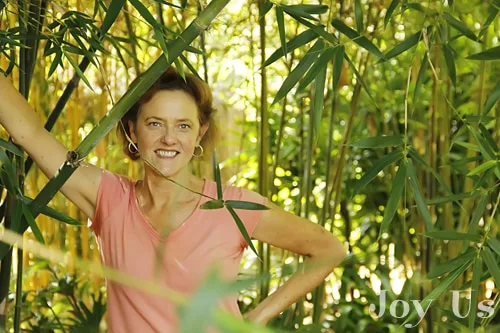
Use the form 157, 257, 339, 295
139, 90, 198, 119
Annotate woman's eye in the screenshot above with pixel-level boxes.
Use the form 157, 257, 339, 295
148, 121, 161, 127
180, 124, 191, 129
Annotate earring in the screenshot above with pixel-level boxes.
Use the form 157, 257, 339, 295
128, 142, 139, 155
192, 144, 204, 157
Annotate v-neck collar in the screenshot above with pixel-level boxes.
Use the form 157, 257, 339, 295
132, 178, 209, 242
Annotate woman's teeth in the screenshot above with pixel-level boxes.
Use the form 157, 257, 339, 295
156, 150, 179, 158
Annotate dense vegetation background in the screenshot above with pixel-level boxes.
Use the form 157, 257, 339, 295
0, 0, 498, 332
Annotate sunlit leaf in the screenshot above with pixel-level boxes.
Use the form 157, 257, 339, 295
352, 149, 404, 196
467, 160, 498, 177
277, 13, 337, 45
463, 196, 488, 252
100, 0, 126, 34
276, 6, 287, 60
344, 54, 379, 109
467, 45, 500, 60
21, 196, 81, 226
354, 0, 363, 32
297, 47, 335, 92
408, 148, 453, 194
443, 12, 480, 43
426, 248, 476, 279
155, 28, 169, 62
382, 30, 422, 61
350, 135, 403, 148
378, 160, 406, 240
260, 0, 273, 17
425, 230, 482, 242
452, 140, 481, 152
282, 4, 328, 21
443, 43, 456, 86
129, 0, 159, 27
262, 29, 317, 68
479, 0, 499, 38
384, 0, 400, 28
406, 159, 433, 232
487, 238, 500, 257
48, 50, 63, 77
331, 18, 385, 60
200, 200, 224, 209
272, 39, 324, 105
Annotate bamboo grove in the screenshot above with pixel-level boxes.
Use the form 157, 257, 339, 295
0, 0, 499, 332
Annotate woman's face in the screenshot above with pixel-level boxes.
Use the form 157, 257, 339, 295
129, 90, 208, 177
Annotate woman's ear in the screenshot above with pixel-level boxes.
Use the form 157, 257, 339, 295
198, 123, 209, 143
128, 120, 138, 142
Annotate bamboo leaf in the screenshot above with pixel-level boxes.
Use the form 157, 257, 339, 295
443, 12, 480, 43
354, 0, 363, 32
426, 192, 480, 205
382, 30, 422, 61
297, 47, 336, 92
224, 200, 269, 210
200, 200, 224, 210
260, 0, 273, 17
467, 45, 500, 60
414, 52, 427, 106
350, 135, 403, 148
443, 43, 456, 86
282, 4, 328, 21
10, 198, 23, 233
276, 6, 287, 60
352, 149, 404, 196
129, 0, 159, 27
331, 18, 385, 60
407, 159, 433, 232
63, 51, 94, 91
48, 50, 63, 78
272, 39, 324, 105
469, 256, 483, 329
452, 140, 481, 152
0, 139, 24, 157
20, 196, 81, 226
285, 14, 338, 45
479, 0, 499, 38
426, 248, 476, 279
262, 29, 318, 68
408, 148, 453, 194
212, 152, 223, 200
384, 0, 400, 28
344, 54, 380, 109
226, 205, 259, 256
333, 45, 344, 91
155, 28, 169, 62
378, 160, 406, 240
464, 195, 488, 252
467, 160, 497, 177
100, 0, 126, 34
312, 65, 327, 139
487, 238, 500, 257
425, 231, 482, 242
481, 247, 500, 289
482, 81, 500, 117
21, 203, 44, 244
402, 261, 471, 327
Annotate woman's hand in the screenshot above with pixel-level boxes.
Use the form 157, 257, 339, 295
243, 308, 269, 325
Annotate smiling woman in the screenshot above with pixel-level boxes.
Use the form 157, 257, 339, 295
0, 67, 346, 332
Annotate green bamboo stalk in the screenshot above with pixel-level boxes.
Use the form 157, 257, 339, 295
257, 0, 271, 302
20, 0, 232, 232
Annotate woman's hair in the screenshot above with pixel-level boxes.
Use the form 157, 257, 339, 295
117, 67, 219, 161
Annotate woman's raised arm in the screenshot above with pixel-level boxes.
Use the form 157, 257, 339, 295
0, 74, 102, 219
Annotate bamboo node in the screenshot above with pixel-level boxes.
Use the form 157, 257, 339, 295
66, 150, 84, 168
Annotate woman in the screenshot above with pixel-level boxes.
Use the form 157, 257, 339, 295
0, 68, 347, 332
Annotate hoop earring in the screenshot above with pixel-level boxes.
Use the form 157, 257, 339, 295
192, 144, 204, 157
128, 142, 139, 155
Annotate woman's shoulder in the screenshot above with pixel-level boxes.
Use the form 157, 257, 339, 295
99, 169, 135, 193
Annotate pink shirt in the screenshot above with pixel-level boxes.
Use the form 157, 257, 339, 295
88, 170, 267, 332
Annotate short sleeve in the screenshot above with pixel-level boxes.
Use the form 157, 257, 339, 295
234, 187, 268, 249
87, 169, 130, 235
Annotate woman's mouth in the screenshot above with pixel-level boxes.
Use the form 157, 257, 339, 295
155, 149, 179, 158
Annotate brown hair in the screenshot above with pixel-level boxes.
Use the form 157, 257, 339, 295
117, 67, 219, 161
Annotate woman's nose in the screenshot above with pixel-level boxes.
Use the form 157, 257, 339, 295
160, 127, 177, 143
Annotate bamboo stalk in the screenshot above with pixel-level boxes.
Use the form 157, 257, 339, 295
257, 0, 270, 302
